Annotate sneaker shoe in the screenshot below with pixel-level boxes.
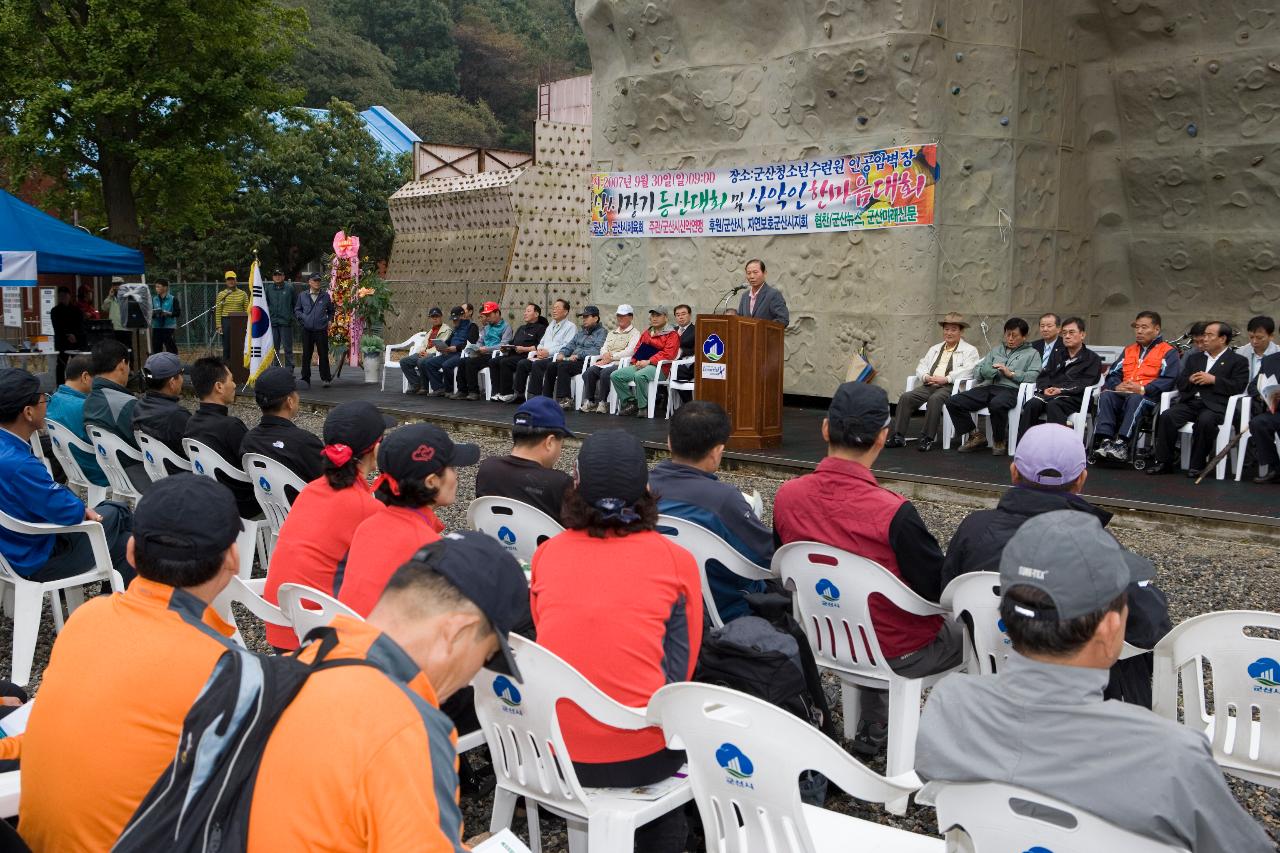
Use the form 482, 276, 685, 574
851, 720, 888, 757
990, 440, 1008, 455
619, 401, 639, 418
427, 389, 446, 397
466, 393, 481, 401
446, 392, 466, 400
322, 381, 330, 388
884, 433, 906, 449
495, 393, 516, 403
579, 400, 595, 413
595, 401, 610, 414
957, 433, 988, 453
558, 397, 575, 410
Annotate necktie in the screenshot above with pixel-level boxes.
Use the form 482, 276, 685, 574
1042, 343, 1052, 368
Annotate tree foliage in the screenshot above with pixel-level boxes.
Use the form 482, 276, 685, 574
0, 0, 306, 247
394, 92, 504, 148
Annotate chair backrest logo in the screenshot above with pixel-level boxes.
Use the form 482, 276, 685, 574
145, 451, 154, 463
497, 526, 517, 546
715, 742, 755, 788
816, 578, 840, 606
1023, 847, 1054, 853
493, 675, 523, 712
1248, 657, 1280, 693
259, 476, 272, 493
194, 460, 204, 474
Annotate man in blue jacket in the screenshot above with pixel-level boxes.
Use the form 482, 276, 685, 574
46, 354, 109, 489
650, 401, 774, 623
0, 368, 132, 584
420, 304, 478, 396
294, 273, 334, 388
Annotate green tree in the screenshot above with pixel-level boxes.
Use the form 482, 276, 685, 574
349, 0, 458, 94
0, 0, 306, 249
281, 0, 399, 109
392, 91, 503, 147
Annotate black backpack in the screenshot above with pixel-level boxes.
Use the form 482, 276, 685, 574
113, 629, 372, 853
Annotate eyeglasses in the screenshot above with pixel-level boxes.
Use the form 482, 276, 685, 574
29, 393, 50, 407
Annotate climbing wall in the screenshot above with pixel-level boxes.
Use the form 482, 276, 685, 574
577, 0, 1280, 396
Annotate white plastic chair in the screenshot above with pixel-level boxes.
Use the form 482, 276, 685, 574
241, 453, 308, 558
1234, 396, 1280, 482
774, 541, 960, 814
1156, 391, 1244, 479
473, 635, 692, 853
903, 375, 957, 448
467, 496, 564, 563
134, 431, 192, 482
1152, 609, 1280, 788
970, 381, 1034, 455
0, 770, 18, 819
0, 510, 124, 685
655, 356, 695, 418
647, 682, 939, 852
210, 575, 291, 648
30, 431, 50, 475
920, 781, 1188, 852
655, 514, 773, 629
44, 420, 108, 506
183, 438, 268, 575
571, 355, 599, 410
86, 425, 144, 506
277, 582, 363, 644
382, 331, 429, 391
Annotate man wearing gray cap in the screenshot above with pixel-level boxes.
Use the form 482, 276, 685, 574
132, 352, 190, 458
917, 511, 1274, 853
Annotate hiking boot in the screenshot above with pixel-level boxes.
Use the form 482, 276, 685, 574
884, 433, 906, 449
990, 440, 1007, 455
579, 400, 596, 413
851, 720, 888, 756
594, 401, 610, 414
558, 397, 575, 410
619, 401, 639, 418
957, 433, 988, 453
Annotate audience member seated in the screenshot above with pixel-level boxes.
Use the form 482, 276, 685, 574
239, 366, 324, 486
492, 303, 548, 400
942, 424, 1171, 706
578, 304, 640, 413
1148, 321, 1249, 477
249, 532, 529, 850
263, 401, 392, 651
452, 301, 510, 400
131, 352, 190, 461
0, 367, 133, 586
18, 475, 240, 850
916, 511, 1274, 853
1236, 314, 1278, 383
886, 312, 979, 452
532, 304, 605, 408
946, 317, 1040, 455
183, 356, 260, 519
475, 397, 573, 523
1250, 365, 1280, 485
610, 306, 680, 418
420, 304, 478, 397
650, 401, 773, 623
45, 353, 109, 488
672, 303, 696, 403
1015, 316, 1103, 441
339, 423, 479, 615
530, 429, 700, 853
501, 298, 576, 405
773, 382, 958, 755
1180, 320, 1209, 369
1030, 312, 1061, 366
1093, 311, 1180, 463
398, 306, 448, 394
83, 338, 150, 491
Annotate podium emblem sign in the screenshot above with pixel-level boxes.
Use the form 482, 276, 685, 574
702, 334, 725, 361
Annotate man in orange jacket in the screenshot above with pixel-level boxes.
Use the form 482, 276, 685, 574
1093, 310, 1181, 461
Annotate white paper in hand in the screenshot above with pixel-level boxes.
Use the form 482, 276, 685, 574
472, 828, 533, 853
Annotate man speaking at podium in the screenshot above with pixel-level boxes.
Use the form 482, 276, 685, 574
735, 259, 789, 325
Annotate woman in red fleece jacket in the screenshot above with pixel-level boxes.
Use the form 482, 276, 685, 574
529, 429, 701, 853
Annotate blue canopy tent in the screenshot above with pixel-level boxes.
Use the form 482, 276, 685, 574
0, 189, 144, 277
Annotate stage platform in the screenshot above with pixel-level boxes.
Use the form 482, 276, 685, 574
269, 372, 1280, 533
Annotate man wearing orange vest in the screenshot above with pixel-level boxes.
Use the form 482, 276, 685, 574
1093, 310, 1181, 462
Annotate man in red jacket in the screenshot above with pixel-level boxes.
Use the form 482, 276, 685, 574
773, 382, 961, 755
609, 306, 680, 417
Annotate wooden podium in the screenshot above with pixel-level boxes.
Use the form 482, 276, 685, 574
225, 312, 249, 384
693, 314, 784, 449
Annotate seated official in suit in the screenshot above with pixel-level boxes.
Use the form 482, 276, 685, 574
735, 259, 789, 326
1148, 321, 1249, 477
1248, 353, 1280, 484
1016, 316, 1103, 441
886, 312, 980, 452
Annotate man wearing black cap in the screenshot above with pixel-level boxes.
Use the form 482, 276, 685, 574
774, 381, 957, 755
295, 273, 334, 388
0, 367, 133, 589
476, 397, 574, 522
398, 307, 448, 394
18, 474, 241, 850
183, 356, 260, 519
247, 532, 530, 850
532, 304, 606, 408
239, 366, 324, 485
264, 269, 296, 369
419, 304, 478, 396
132, 352, 190, 459
917, 512, 1274, 853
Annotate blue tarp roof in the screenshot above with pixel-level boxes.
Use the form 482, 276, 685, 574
0, 189, 145, 275
302, 105, 422, 158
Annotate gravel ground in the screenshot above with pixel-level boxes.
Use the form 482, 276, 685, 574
6, 401, 1276, 848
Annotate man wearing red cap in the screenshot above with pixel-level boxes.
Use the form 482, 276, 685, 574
452, 301, 511, 400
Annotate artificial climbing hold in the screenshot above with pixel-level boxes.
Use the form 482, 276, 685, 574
1186, 123, 1198, 137
955, 52, 964, 62
857, 116, 868, 125
952, 86, 961, 95
1000, 116, 1010, 126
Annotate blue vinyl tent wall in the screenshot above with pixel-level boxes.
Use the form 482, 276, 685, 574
0, 189, 145, 275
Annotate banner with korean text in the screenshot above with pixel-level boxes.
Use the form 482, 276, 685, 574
589, 144, 937, 238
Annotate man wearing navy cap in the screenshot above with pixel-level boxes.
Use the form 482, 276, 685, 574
774, 381, 957, 755
475, 396, 574, 522
132, 352, 190, 459
239, 366, 324, 485
0, 368, 133, 588
917, 512, 1274, 853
